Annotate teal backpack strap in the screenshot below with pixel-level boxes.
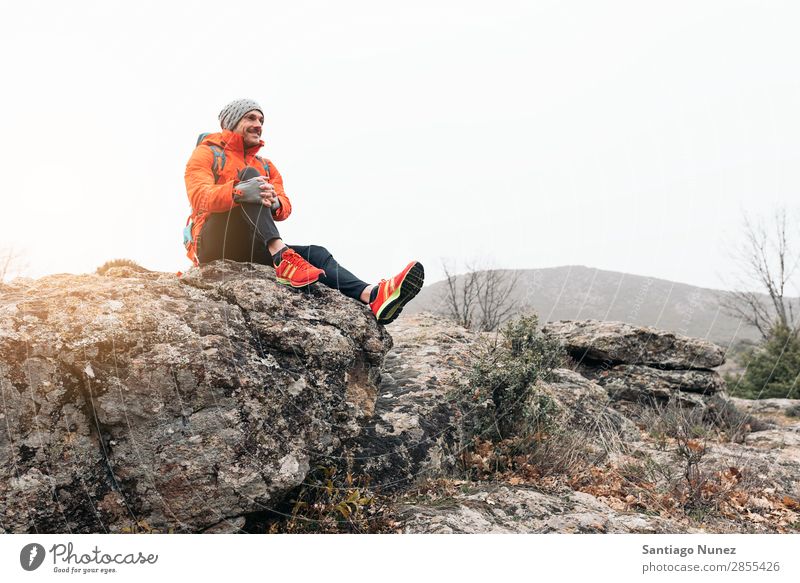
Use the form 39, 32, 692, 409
195, 133, 226, 183
256, 156, 270, 179
208, 145, 226, 183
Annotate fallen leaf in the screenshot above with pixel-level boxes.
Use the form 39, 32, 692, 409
782, 496, 800, 510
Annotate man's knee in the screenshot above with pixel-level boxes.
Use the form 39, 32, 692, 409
308, 245, 333, 263
295, 245, 332, 269
311, 244, 330, 256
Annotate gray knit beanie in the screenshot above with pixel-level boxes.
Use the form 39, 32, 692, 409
218, 98, 263, 131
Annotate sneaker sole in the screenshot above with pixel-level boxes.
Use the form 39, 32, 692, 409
276, 275, 320, 288
376, 262, 425, 325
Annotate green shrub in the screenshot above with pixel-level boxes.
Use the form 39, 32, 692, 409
455, 313, 565, 443
728, 324, 800, 399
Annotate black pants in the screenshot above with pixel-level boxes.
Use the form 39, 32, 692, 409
196, 202, 369, 301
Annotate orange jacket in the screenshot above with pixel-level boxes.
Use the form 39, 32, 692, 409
183, 129, 292, 265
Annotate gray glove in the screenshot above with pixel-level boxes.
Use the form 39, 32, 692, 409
232, 177, 265, 204
233, 177, 281, 211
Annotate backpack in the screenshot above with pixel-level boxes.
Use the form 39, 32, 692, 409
183, 133, 271, 256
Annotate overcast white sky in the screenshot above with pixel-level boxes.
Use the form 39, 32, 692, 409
1, 0, 799, 291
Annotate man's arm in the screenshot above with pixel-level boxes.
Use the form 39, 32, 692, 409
185, 146, 236, 214
267, 161, 292, 221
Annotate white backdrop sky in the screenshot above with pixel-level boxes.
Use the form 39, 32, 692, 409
1, 0, 798, 291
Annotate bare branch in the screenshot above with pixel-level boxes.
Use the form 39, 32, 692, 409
722, 207, 800, 339
0, 247, 27, 282
441, 258, 522, 332
442, 260, 478, 329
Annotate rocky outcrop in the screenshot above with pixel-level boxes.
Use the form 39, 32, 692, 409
343, 317, 645, 493
543, 319, 725, 369
586, 365, 726, 404
343, 317, 638, 493
0, 261, 390, 533
543, 320, 726, 405
398, 483, 693, 534
2, 264, 796, 535
344, 315, 470, 490
390, 318, 798, 534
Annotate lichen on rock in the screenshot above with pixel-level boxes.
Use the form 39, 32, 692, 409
0, 261, 390, 533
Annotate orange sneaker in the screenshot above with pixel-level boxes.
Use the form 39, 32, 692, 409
369, 261, 424, 325
274, 248, 325, 288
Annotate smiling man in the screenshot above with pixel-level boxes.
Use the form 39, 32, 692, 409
183, 98, 424, 325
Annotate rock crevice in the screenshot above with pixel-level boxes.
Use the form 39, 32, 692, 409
543, 319, 727, 405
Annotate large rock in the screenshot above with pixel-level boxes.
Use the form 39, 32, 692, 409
398, 483, 692, 534
543, 320, 729, 406
543, 320, 725, 369
345, 314, 468, 490
537, 368, 640, 445
582, 365, 726, 403
0, 261, 390, 533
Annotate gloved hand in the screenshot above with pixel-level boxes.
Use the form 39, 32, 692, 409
233, 167, 281, 211
232, 177, 269, 205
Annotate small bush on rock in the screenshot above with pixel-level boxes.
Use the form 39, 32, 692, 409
456, 313, 565, 443
452, 313, 588, 480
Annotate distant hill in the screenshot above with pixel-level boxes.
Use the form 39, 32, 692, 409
404, 265, 774, 347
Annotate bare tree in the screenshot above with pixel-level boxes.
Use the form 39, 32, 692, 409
721, 207, 800, 340
443, 260, 479, 329
442, 259, 521, 331
0, 247, 27, 282
475, 267, 521, 332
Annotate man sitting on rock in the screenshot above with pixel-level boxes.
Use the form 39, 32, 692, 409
184, 98, 424, 325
